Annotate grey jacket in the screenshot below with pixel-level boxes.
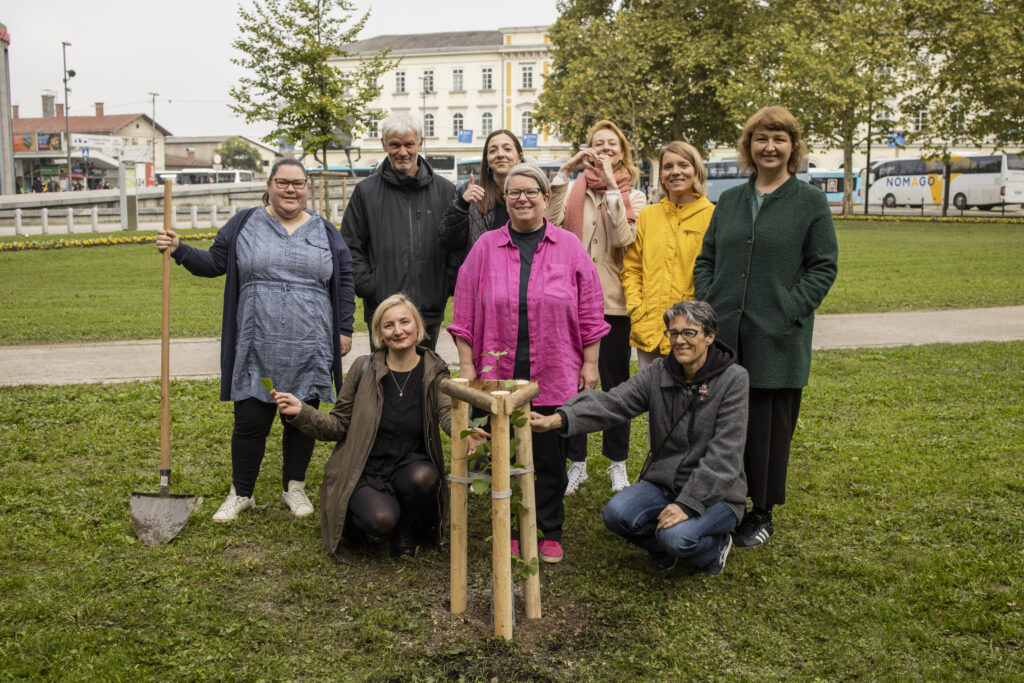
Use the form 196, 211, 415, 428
559, 341, 749, 522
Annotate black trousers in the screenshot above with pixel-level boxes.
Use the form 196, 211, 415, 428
369, 321, 442, 353
231, 397, 320, 498
513, 405, 568, 542
744, 387, 802, 509
567, 314, 631, 463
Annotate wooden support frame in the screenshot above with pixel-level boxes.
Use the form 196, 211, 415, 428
442, 377, 541, 640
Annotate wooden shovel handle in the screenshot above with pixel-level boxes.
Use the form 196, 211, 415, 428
160, 181, 172, 474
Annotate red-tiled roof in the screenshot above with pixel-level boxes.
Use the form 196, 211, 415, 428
12, 114, 172, 136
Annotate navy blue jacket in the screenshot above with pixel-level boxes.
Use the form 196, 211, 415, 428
172, 207, 355, 401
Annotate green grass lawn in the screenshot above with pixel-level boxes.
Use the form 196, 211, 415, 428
1, 342, 1021, 679
0, 220, 1022, 345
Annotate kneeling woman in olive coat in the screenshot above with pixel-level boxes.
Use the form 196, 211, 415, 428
274, 294, 485, 561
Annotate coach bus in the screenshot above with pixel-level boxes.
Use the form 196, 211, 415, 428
805, 169, 861, 205
859, 153, 1024, 209
425, 154, 456, 182
157, 169, 255, 185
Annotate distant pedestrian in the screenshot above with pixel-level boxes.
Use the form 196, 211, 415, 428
156, 158, 355, 523
694, 105, 838, 549
341, 113, 456, 351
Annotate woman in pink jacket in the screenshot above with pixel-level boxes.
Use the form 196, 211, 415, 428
449, 163, 609, 564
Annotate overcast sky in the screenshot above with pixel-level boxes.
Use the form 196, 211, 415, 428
3, 1, 560, 141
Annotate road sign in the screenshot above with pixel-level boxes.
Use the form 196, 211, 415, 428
82, 147, 90, 160
522, 133, 538, 148
458, 129, 473, 143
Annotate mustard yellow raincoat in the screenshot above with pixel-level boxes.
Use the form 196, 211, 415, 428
621, 196, 715, 354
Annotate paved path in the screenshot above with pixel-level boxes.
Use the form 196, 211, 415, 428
1, 306, 1023, 387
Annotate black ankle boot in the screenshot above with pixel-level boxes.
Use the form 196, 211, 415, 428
391, 520, 417, 557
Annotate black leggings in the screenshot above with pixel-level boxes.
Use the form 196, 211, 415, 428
347, 462, 440, 538
231, 397, 320, 498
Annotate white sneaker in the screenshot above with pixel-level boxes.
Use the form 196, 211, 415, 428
212, 485, 255, 522
565, 461, 588, 495
282, 480, 314, 517
608, 461, 629, 492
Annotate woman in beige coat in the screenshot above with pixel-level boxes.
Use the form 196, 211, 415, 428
547, 119, 647, 495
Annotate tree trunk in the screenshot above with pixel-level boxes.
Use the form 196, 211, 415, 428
842, 139, 855, 216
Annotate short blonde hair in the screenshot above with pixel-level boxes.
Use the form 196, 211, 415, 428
738, 105, 806, 177
370, 294, 426, 349
658, 141, 707, 198
586, 119, 640, 183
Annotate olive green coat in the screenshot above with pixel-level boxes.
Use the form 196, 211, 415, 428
694, 176, 838, 388
289, 348, 452, 563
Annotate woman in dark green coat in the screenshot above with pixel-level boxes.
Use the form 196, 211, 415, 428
694, 105, 838, 548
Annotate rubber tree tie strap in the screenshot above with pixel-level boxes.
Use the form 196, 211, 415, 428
509, 466, 535, 475
491, 490, 513, 499
449, 472, 492, 484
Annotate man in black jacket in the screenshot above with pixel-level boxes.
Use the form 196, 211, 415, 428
341, 113, 456, 350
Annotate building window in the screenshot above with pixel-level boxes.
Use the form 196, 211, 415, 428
367, 114, 379, 138
452, 112, 464, 137
521, 65, 534, 89
481, 112, 494, 137
913, 109, 928, 133
395, 71, 406, 93
481, 67, 493, 90
424, 113, 435, 138
521, 110, 534, 135
422, 70, 434, 93
452, 68, 464, 91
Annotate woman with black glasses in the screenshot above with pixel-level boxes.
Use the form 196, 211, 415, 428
156, 158, 355, 523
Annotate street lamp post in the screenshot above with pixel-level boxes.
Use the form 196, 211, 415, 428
61, 41, 74, 191
148, 92, 159, 184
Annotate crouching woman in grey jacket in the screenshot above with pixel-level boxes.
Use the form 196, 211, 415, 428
530, 301, 748, 575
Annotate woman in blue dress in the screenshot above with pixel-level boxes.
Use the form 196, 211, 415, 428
156, 158, 355, 522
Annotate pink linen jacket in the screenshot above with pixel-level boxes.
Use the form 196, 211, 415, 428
447, 221, 610, 407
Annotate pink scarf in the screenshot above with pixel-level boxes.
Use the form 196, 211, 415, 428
562, 165, 637, 241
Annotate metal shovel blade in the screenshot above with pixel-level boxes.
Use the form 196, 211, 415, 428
130, 492, 201, 547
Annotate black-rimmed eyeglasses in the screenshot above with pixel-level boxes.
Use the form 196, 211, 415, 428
505, 188, 543, 199
664, 328, 700, 341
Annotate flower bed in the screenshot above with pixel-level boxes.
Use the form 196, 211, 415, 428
0, 233, 218, 252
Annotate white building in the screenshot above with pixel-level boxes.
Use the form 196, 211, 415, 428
329, 27, 573, 174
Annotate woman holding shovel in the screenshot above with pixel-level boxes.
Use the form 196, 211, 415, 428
156, 157, 355, 523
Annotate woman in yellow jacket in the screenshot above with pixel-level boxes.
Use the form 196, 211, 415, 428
622, 141, 714, 371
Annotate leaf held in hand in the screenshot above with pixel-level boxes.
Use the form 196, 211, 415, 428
259, 377, 274, 393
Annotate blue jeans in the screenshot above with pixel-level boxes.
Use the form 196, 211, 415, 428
602, 481, 737, 572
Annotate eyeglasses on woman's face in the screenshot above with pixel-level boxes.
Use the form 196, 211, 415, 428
664, 327, 701, 341
272, 178, 308, 190
505, 187, 543, 200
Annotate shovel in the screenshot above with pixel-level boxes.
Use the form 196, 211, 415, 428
130, 180, 200, 546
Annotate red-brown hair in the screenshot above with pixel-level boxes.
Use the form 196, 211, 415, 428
738, 105, 806, 177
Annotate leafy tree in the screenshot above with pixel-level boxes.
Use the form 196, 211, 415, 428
214, 137, 263, 172
536, 0, 759, 160
731, 0, 923, 215
229, 0, 393, 173
908, 0, 1024, 151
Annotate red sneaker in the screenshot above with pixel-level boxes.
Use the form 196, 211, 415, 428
538, 540, 563, 564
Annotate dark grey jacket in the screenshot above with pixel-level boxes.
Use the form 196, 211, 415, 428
559, 341, 749, 522
341, 157, 456, 325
